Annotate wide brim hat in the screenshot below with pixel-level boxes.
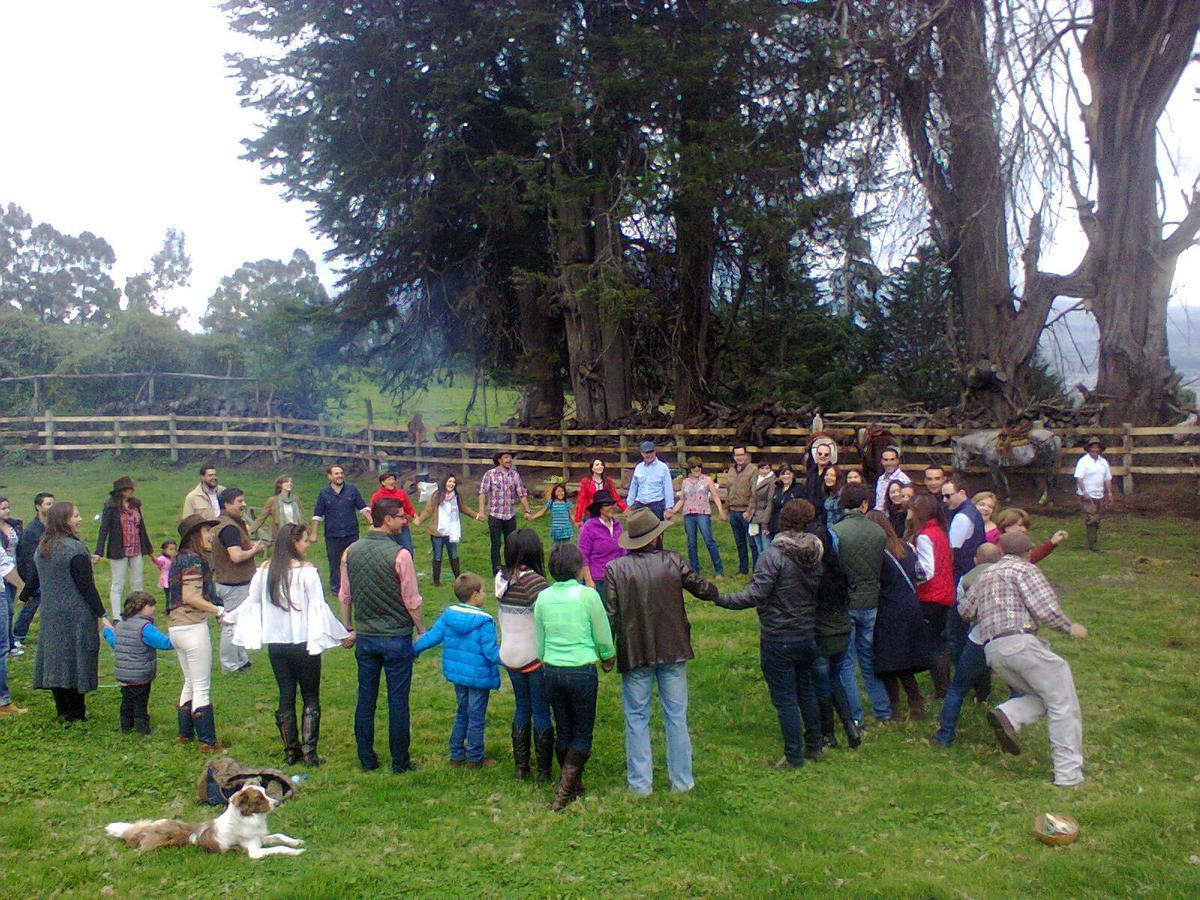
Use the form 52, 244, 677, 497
807, 435, 838, 466
493, 450, 515, 466
111, 476, 135, 494
587, 489, 618, 515
1083, 435, 1106, 451
618, 507, 674, 550
178, 514, 220, 545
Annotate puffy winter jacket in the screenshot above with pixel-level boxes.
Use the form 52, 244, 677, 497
414, 604, 501, 690
716, 531, 823, 641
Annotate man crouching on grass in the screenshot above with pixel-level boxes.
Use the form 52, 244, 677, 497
958, 532, 1089, 787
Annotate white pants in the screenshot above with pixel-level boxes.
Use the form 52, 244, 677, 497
108, 555, 144, 620
216, 583, 251, 673
985, 633, 1085, 786
170, 621, 212, 710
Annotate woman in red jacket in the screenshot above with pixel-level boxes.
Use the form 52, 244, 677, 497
573, 458, 627, 525
904, 493, 954, 697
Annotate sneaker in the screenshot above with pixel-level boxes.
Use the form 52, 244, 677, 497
0, 702, 29, 715
8, 645, 23, 657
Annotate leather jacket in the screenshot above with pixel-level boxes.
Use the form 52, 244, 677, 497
717, 531, 823, 641
601, 548, 718, 673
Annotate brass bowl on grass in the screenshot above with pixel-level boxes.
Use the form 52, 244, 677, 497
1033, 812, 1079, 846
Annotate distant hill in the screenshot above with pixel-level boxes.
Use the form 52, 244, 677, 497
1041, 303, 1200, 393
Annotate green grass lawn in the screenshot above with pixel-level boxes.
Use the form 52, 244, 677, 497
329, 374, 522, 429
1, 458, 1197, 897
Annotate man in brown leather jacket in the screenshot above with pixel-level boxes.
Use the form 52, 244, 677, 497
601, 508, 719, 795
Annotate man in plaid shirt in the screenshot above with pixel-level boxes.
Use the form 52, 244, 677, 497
959, 531, 1089, 787
477, 451, 531, 574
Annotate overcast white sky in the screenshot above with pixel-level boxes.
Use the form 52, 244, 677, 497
1, 0, 1198, 355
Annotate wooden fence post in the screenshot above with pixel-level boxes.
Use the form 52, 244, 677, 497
618, 432, 628, 485
672, 424, 686, 472
221, 420, 231, 461
168, 412, 179, 463
113, 418, 123, 458
459, 426, 471, 480
271, 414, 282, 464
32, 376, 41, 416
45, 410, 55, 463
1121, 422, 1134, 496
319, 420, 329, 458
365, 399, 377, 471
561, 426, 570, 481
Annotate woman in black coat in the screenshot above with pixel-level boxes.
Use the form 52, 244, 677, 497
866, 511, 933, 720
95, 476, 152, 621
767, 463, 804, 537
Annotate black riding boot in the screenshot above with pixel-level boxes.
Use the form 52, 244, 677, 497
534, 727, 555, 783
450, 557, 462, 579
819, 695, 838, 748
432, 560, 443, 587
276, 709, 302, 765
512, 722, 532, 780
831, 687, 863, 749
301, 705, 323, 766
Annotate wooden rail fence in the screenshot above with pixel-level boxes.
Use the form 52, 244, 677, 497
2, 411, 1198, 493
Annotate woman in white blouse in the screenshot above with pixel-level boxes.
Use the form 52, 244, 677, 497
226, 523, 349, 766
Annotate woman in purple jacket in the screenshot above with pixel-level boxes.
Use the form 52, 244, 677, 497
576, 491, 625, 597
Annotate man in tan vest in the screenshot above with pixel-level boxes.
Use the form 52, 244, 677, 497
211, 487, 266, 673
724, 446, 759, 575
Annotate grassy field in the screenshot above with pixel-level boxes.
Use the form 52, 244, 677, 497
329, 374, 522, 429
0, 458, 1197, 897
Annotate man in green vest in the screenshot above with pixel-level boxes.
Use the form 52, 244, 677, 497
339, 497, 425, 774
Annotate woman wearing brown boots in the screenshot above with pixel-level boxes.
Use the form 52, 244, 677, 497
422, 474, 478, 587
225, 524, 350, 766
534, 544, 616, 810
904, 494, 954, 698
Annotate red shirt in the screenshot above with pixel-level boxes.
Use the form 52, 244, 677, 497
370, 487, 416, 519
915, 519, 955, 605
120, 507, 143, 558
573, 475, 627, 524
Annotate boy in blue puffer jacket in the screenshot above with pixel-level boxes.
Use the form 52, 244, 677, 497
414, 572, 501, 768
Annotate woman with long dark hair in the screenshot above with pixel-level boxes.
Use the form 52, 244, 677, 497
904, 492, 954, 697
0, 496, 23, 657
496, 528, 552, 782
866, 510, 933, 720
573, 458, 626, 525
20, 502, 111, 721
884, 480, 909, 537
95, 476, 152, 621
822, 466, 846, 526
768, 463, 803, 537
420, 473, 478, 587
167, 514, 226, 751
227, 523, 349, 766
250, 474, 307, 547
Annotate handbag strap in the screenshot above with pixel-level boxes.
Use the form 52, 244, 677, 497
885, 550, 916, 593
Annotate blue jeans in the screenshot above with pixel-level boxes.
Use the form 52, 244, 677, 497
630, 500, 665, 521
728, 510, 755, 573
391, 526, 415, 555
3, 583, 14, 651
593, 579, 605, 599
837, 608, 892, 722
684, 514, 724, 576
622, 662, 693, 793
760, 637, 822, 764
450, 685, 491, 763
934, 639, 988, 745
543, 663, 599, 754
749, 530, 769, 558
12, 588, 38, 642
507, 665, 551, 732
0, 585, 10, 705
429, 535, 459, 563
813, 646, 851, 711
354, 634, 414, 772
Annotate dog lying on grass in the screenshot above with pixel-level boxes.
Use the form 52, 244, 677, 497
105, 784, 304, 859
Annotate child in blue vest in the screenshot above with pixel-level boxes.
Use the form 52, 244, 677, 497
103, 591, 174, 735
527, 483, 575, 546
414, 572, 501, 767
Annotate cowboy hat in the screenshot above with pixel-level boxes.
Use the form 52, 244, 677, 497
111, 476, 135, 494
587, 489, 618, 516
492, 450, 515, 466
807, 435, 838, 466
1083, 435, 1106, 451
177, 514, 219, 545
618, 507, 674, 550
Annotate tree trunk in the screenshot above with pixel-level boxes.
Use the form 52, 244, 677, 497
514, 278, 565, 426
671, 0, 719, 422
1080, 1, 1200, 425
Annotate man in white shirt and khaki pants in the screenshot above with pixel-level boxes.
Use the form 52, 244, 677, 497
1073, 436, 1113, 553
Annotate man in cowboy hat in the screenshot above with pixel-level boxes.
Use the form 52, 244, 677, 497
477, 450, 530, 574
601, 508, 718, 795
1073, 436, 1113, 552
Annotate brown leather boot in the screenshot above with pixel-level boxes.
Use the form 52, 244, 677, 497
512, 723, 532, 780
432, 560, 442, 587
450, 558, 462, 579
552, 749, 589, 811
534, 727, 555, 783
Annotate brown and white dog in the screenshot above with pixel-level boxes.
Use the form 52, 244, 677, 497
105, 784, 304, 860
